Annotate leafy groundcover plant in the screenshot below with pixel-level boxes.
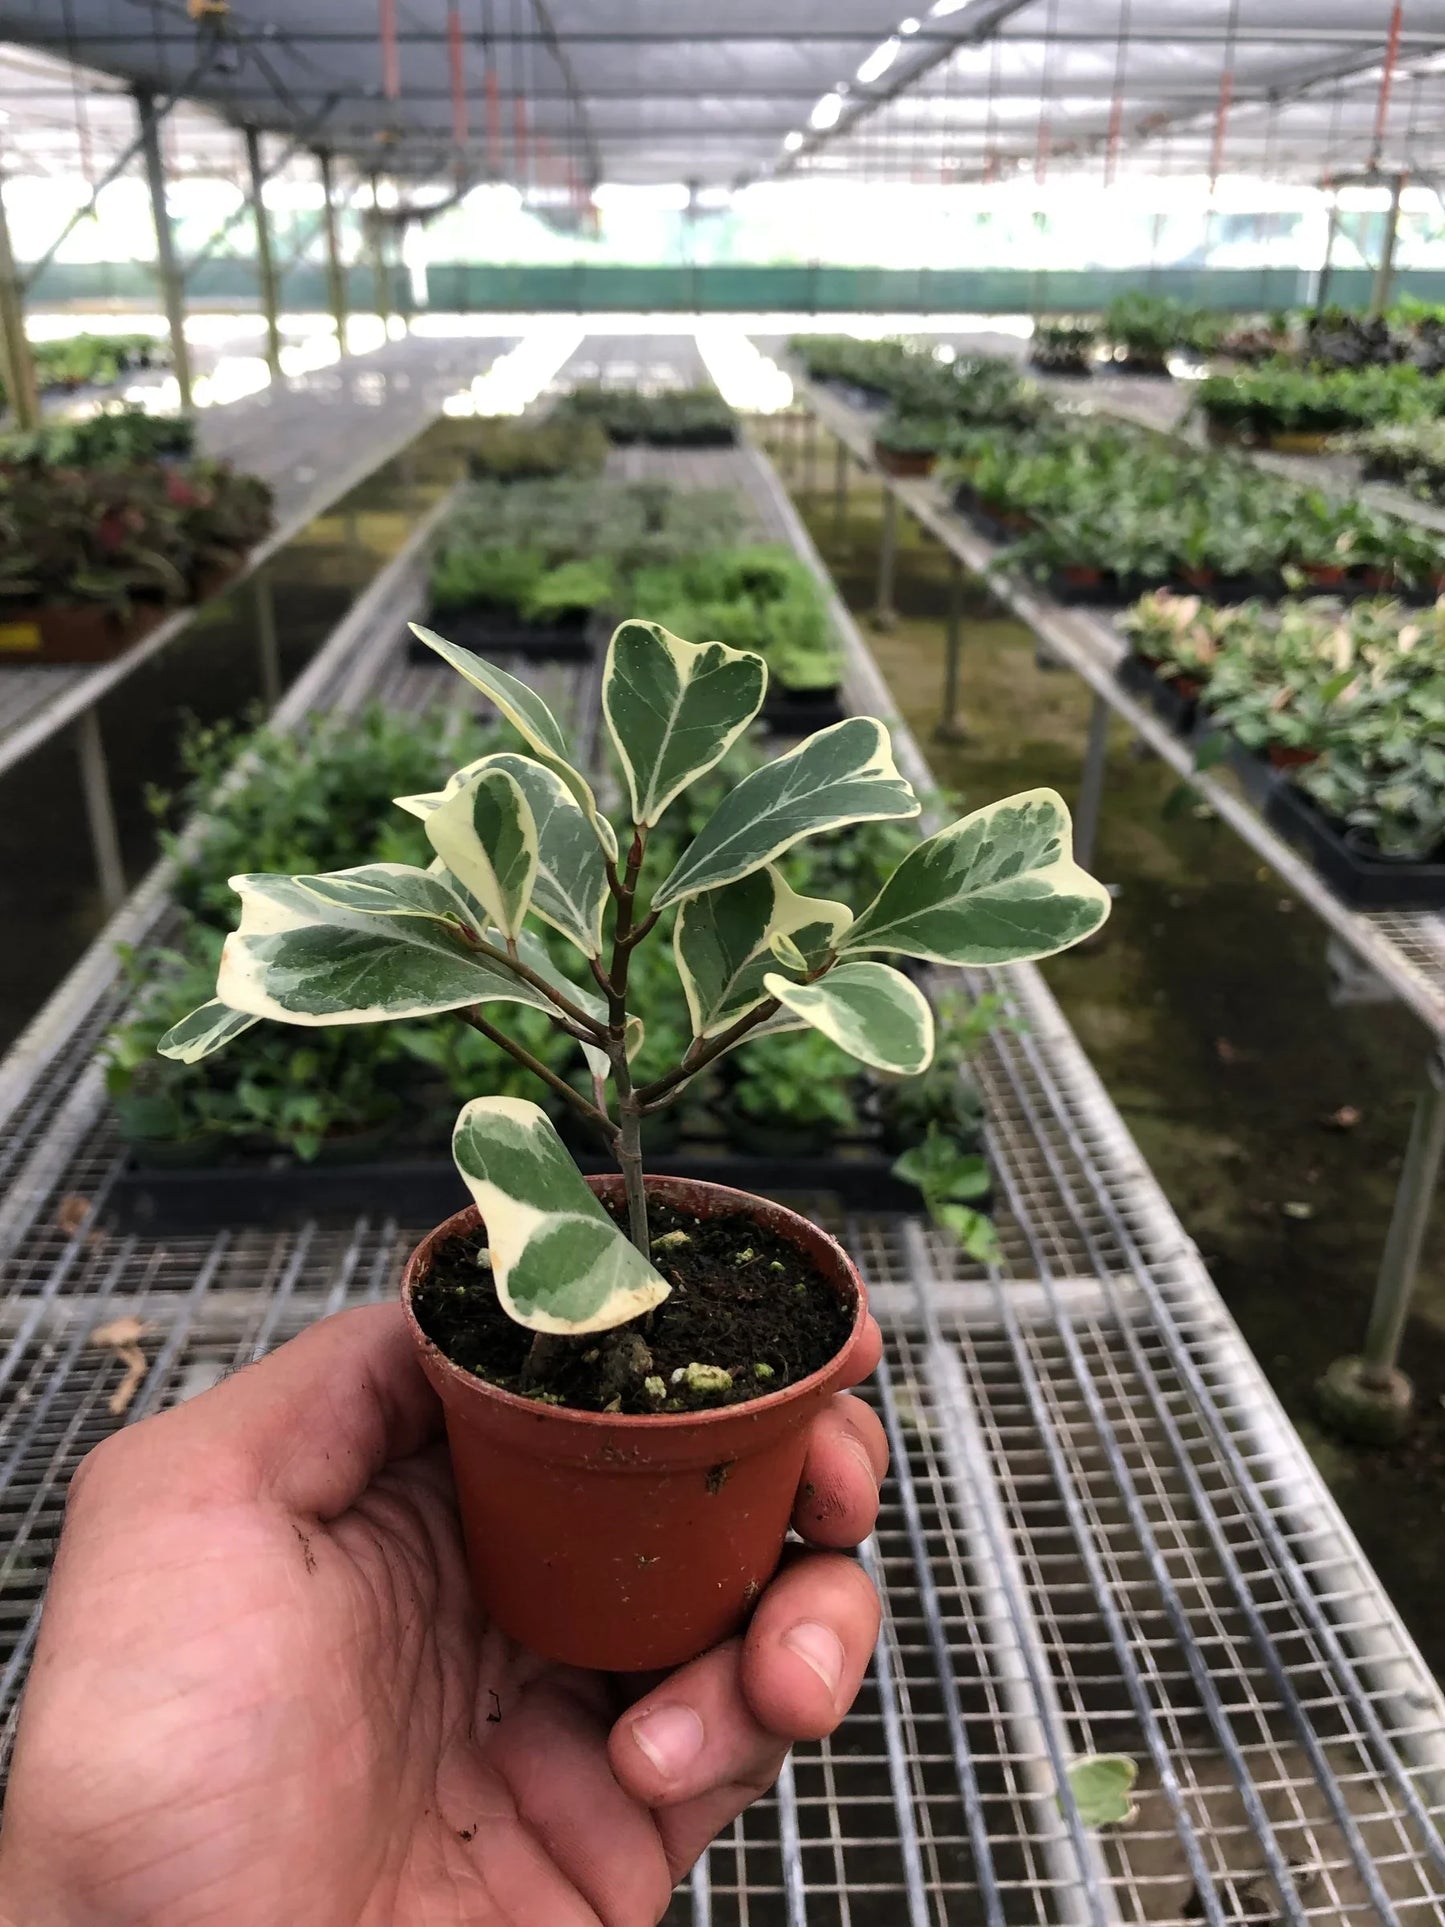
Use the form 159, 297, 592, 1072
161, 618, 1109, 1411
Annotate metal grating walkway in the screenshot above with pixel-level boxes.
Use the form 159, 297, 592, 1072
1, 345, 1443, 1924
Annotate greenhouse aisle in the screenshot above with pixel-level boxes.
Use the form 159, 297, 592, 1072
1, 337, 1443, 1923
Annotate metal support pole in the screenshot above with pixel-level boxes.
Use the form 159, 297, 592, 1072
935, 555, 967, 744
1319, 1048, 1445, 1443
245, 126, 283, 385
832, 433, 848, 543
253, 571, 281, 709
1073, 692, 1110, 872
0, 154, 38, 430
316, 148, 348, 356
803, 406, 817, 501
873, 486, 899, 630
136, 89, 193, 411
367, 175, 392, 329
1314, 194, 1340, 315
75, 709, 126, 914
1369, 171, 1405, 319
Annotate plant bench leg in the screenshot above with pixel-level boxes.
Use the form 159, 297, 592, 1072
1319, 1046, 1445, 1443
832, 433, 848, 542
873, 487, 899, 630
253, 570, 281, 710
934, 555, 968, 744
1072, 692, 1111, 873
75, 707, 125, 914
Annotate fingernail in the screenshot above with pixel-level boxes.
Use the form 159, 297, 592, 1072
842, 1433, 880, 1487
631, 1704, 705, 1780
783, 1621, 845, 1699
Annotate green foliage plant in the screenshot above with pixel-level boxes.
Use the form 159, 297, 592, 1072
160, 618, 1110, 1338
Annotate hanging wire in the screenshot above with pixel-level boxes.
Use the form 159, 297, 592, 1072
1104, 0, 1131, 188
1034, 0, 1058, 186
59, 0, 97, 195
1370, 0, 1405, 172
982, 29, 1000, 182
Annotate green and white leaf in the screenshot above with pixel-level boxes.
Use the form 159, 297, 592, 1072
763, 962, 934, 1075
424, 764, 537, 942
401, 751, 607, 958
1062, 1755, 1138, 1830
216, 863, 557, 1026
652, 717, 919, 910
842, 787, 1111, 965
604, 619, 766, 827
452, 1097, 670, 1334
769, 930, 808, 971
674, 865, 852, 1037
156, 999, 260, 1063
409, 624, 618, 860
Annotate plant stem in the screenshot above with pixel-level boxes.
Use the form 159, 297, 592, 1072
634, 996, 782, 1110
605, 828, 650, 1250
616, 1093, 649, 1250
468, 936, 608, 1040
459, 1009, 617, 1138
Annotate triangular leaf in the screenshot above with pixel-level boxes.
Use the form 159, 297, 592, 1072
157, 999, 260, 1063
763, 962, 934, 1075
674, 865, 852, 1037
842, 787, 1110, 965
652, 718, 918, 911
452, 1098, 669, 1334
410, 624, 619, 861
1062, 1755, 1138, 1829
216, 863, 557, 1026
770, 930, 808, 971
425, 764, 537, 941
604, 618, 766, 827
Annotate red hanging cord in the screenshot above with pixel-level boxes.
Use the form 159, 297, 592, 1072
379, 0, 400, 100
1209, 67, 1234, 187
1372, 1, 1404, 164
485, 67, 502, 173
447, 3, 468, 146
515, 93, 529, 187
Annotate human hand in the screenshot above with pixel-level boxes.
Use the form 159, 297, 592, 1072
0, 1301, 886, 1926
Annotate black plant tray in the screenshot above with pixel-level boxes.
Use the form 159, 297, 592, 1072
1115, 654, 1198, 734
1263, 781, 1445, 910
409, 605, 594, 663
602, 425, 738, 448
108, 1143, 931, 1234
820, 379, 887, 413
759, 685, 848, 735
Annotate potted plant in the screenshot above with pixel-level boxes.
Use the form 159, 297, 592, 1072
1029, 318, 1098, 377
159, 617, 1110, 1670
872, 411, 950, 477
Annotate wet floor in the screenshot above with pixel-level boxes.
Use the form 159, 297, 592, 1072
768, 442, 1445, 1677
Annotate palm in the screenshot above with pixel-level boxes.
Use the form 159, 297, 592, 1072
0, 1307, 886, 1927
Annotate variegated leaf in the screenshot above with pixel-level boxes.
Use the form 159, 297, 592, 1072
401, 752, 607, 958
674, 865, 852, 1038
156, 999, 260, 1063
763, 962, 934, 1075
604, 619, 766, 828
216, 863, 557, 1026
409, 625, 618, 860
842, 787, 1110, 965
424, 764, 537, 941
452, 1097, 669, 1334
652, 718, 918, 911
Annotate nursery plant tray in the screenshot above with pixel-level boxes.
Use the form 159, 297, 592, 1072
409, 605, 595, 663
1114, 654, 1198, 734
108, 1143, 938, 1233
1263, 780, 1445, 910
602, 425, 737, 448
0, 601, 166, 666
759, 685, 848, 735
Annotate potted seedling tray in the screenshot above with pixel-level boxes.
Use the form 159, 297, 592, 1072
0, 601, 166, 665
108, 1136, 940, 1234
1115, 654, 1201, 734
759, 683, 848, 735
1263, 781, 1445, 910
409, 605, 596, 664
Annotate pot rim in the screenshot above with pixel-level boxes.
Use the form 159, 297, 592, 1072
401, 1173, 869, 1433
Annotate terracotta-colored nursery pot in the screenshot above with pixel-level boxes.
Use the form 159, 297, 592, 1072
401, 1174, 870, 1673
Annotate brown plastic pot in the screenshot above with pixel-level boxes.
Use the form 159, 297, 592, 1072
401, 1173, 870, 1673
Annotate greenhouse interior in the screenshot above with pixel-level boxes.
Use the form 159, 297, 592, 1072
2, 2, 1445, 1922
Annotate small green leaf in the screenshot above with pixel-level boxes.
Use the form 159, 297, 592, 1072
156, 999, 260, 1064
769, 930, 809, 972
424, 764, 537, 941
843, 787, 1110, 965
653, 717, 918, 911
451, 1098, 670, 1334
675, 865, 852, 1037
1062, 1755, 1138, 1829
604, 618, 766, 827
763, 962, 934, 1075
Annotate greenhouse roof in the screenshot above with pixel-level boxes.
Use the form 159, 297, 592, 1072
0, 1, 1440, 189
